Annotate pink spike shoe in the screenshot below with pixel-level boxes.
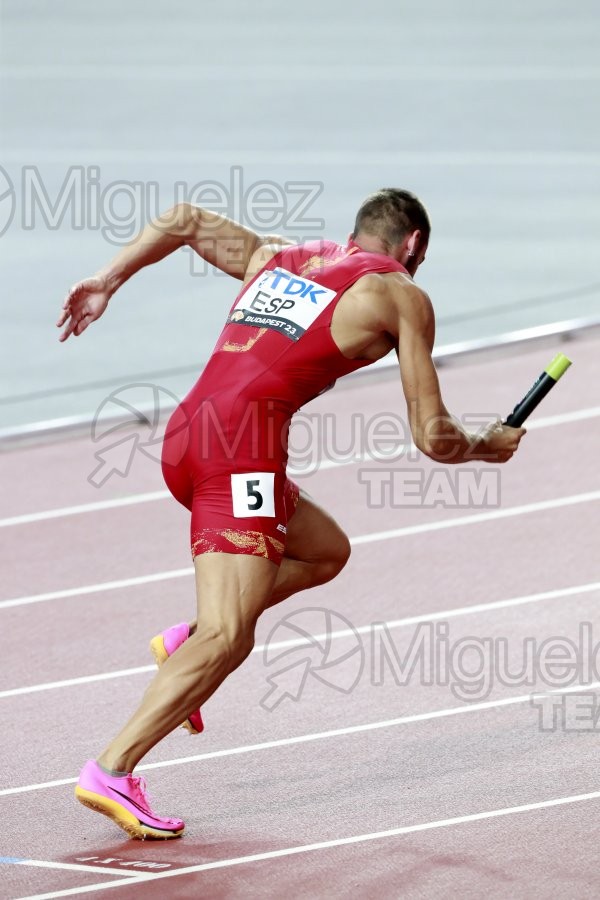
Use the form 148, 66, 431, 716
149, 622, 204, 734
75, 760, 184, 840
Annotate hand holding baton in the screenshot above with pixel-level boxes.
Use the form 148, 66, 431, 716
503, 353, 572, 427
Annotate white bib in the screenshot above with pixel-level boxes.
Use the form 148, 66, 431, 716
229, 267, 337, 342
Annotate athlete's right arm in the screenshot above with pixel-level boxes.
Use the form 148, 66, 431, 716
57, 204, 292, 341
394, 283, 525, 464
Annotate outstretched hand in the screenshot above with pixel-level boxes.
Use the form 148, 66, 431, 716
56, 275, 112, 342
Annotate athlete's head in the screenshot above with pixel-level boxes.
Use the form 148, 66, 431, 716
351, 188, 430, 276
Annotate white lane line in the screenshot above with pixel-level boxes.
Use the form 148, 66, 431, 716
1, 579, 598, 700
0, 666, 155, 699
0, 569, 192, 611
3, 678, 600, 798
0, 491, 168, 529
8, 859, 140, 877
350, 489, 600, 546
2, 404, 599, 530
525, 404, 600, 430
15, 788, 600, 900
0, 776, 78, 796
2, 489, 599, 612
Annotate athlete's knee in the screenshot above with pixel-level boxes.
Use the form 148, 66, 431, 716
316, 531, 351, 584
196, 619, 254, 672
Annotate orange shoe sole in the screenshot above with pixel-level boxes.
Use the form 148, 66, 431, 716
75, 786, 184, 840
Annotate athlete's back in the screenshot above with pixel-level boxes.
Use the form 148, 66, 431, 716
193, 239, 409, 413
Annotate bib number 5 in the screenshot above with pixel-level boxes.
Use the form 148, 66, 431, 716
231, 472, 276, 518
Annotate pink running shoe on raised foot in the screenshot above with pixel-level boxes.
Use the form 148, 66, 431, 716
149, 622, 204, 734
75, 760, 184, 840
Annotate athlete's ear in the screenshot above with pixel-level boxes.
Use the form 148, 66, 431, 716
406, 229, 422, 257
400, 229, 425, 276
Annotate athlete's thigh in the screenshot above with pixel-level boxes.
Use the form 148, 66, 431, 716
284, 488, 350, 566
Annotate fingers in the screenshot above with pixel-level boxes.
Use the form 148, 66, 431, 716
58, 276, 99, 335
56, 307, 70, 328
56, 292, 75, 328
496, 449, 514, 464
74, 314, 92, 336
57, 293, 76, 330
511, 426, 526, 450
57, 277, 97, 330
58, 316, 78, 342
59, 311, 92, 342
497, 425, 527, 462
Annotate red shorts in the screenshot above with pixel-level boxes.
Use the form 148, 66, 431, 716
162, 444, 300, 564
189, 473, 299, 564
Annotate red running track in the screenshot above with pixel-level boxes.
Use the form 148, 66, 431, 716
1, 331, 600, 898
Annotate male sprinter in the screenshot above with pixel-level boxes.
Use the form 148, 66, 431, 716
58, 189, 525, 839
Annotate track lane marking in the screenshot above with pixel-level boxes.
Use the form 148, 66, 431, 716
0, 666, 155, 699
1, 580, 598, 700
350, 489, 600, 546
2, 678, 600, 798
0, 491, 168, 529
0, 569, 192, 610
2, 858, 140, 877
2, 404, 599, 530
15, 788, 600, 899
2, 489, 599, 611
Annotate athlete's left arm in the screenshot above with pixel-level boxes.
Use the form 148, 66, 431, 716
179, 205, 294, 280
57, 204, 292, 341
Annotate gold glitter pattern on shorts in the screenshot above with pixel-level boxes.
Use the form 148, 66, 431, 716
191, 528, 284, 562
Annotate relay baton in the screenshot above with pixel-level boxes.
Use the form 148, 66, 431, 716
503, 352, 572, 427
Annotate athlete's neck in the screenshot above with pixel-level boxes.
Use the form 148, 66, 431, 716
348, 234, 394, 259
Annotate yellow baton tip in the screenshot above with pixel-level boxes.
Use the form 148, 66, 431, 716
545, 353, 572, 381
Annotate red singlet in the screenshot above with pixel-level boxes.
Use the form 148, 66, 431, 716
162, 239, 407, 563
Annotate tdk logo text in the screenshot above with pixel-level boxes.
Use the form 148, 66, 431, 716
266, 268, 328, 304
230, 265, 337, 341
